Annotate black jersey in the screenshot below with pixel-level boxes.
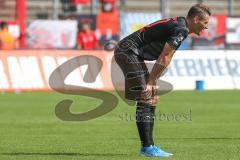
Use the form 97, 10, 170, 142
116, 17, 189, 61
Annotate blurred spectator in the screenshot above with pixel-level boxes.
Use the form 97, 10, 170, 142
100, 0, 116, 12
0, 22, 17, 50
77, 23, 99, 50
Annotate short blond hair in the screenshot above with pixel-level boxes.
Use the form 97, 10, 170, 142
187, 4, 211, 19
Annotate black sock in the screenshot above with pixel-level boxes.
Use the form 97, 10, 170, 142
149, 106, 156, 146
136, 102, 155, 147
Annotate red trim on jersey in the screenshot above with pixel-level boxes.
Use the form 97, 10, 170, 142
139, 17, 177, 33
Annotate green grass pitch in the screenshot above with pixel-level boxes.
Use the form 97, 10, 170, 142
0, 90, 240, 160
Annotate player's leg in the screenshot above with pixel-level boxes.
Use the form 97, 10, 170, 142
114, 51, 173, 157
136, 102, 155, 147
135, 59, 173, 157
135, 72, 173, 157
114, 51, 154, 145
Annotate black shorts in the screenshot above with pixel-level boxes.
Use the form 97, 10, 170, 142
114, 49, 149, 101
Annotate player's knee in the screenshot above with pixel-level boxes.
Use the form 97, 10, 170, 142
138, 97, 159, 106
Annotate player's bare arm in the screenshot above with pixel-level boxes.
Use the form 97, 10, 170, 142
141, 42, 176, 104
149, 42, 175, 83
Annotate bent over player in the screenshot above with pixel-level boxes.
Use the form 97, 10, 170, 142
114, 4, 211, 157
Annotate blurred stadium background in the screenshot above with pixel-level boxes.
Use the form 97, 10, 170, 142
0, 0, 240, 160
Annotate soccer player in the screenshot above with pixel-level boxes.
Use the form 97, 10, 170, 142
114, 4, 211, 157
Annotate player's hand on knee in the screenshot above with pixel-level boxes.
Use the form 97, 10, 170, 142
150, 95, 159, 105
141, 95, 159, 106
141, 84, 153, 100
142, 82, 158, 99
